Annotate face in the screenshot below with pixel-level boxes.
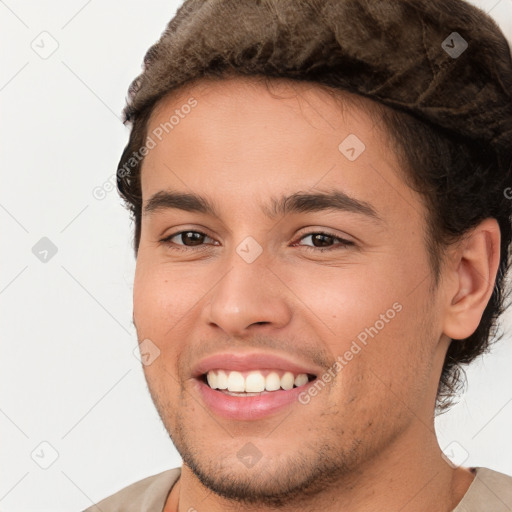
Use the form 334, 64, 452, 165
133, 77, 449, 505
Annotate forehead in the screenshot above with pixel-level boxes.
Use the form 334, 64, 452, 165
140, 76, 421, 225
146, 76, 391, 156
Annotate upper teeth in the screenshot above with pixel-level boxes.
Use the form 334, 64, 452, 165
206, 370, 309, 392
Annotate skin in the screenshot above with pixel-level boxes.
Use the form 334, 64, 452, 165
132, 76, 500, 511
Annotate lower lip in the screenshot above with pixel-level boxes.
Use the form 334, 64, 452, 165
195, 379, 313, 420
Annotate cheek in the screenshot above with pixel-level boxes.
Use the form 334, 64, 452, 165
133, 259, 185, 385
133, 253, 221, 382
133, 263, 169, 334
133, 255, 206, 335
133, 260, 189, 409
336, 293, 437, 420
275, 256, 410, 343
283, 258, 435, 407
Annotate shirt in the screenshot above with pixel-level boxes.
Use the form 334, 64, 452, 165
83, 466, 512, 511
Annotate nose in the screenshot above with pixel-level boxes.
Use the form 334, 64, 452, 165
204, 254, 293, 337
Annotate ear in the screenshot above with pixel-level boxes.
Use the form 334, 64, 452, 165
443, 218, 501, 340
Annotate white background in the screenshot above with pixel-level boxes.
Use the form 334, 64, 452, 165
1, 1, 512, 510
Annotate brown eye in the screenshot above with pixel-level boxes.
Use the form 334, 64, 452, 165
310, 233, 335, 247
179, 231, 206, 246
161, 230, 215, 248
297, 232, 354, 251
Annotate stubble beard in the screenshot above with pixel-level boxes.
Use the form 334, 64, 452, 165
148, 384, 378, 509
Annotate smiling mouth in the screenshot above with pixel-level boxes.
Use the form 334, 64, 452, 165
201, 369, 317, 395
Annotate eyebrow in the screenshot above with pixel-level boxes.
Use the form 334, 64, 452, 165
143, 189, 381, 222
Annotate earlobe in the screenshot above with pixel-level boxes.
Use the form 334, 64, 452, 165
443, 218, 501, 340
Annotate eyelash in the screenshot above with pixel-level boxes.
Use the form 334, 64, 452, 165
159, 230, 354, 253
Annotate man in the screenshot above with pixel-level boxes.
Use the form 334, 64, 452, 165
86, 0, 512, 510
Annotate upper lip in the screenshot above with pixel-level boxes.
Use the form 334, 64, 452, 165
192, 351, 322, 378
